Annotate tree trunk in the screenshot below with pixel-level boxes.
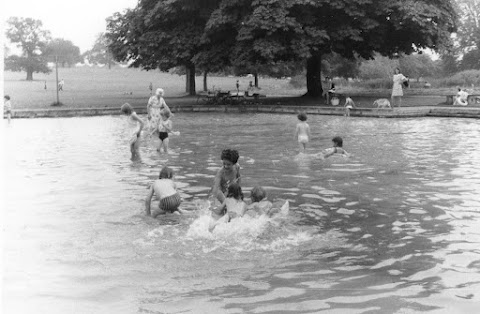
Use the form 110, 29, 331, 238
305, 54, 323, 98
185, 63, 196, 95
26, 68, 33, 81
203, 72, 208, 91
254, 72, 259, 87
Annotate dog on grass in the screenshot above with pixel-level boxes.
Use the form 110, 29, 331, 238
373, 98, 392, 108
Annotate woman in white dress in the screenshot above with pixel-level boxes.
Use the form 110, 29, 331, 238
147, 88, 172, 135
391, 68, 408, 108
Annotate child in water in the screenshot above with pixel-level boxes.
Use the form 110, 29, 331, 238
121, 103, 144, 160
321, 136, 349, 159
295, 112, 311, 153
145, 166, 182, 217
153, 110, 173, 153
211, 149, 241, 203
211, 182, 247, 224
245, 186, 273, 217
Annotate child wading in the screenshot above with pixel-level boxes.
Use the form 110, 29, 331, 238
295, 112, 311, 153
121, 103, 144, 160
145, 166, 182, 217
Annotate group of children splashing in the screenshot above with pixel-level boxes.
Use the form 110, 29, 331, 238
121, 94, 349, 229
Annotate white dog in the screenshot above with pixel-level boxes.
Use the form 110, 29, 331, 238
373, 98, 392, 108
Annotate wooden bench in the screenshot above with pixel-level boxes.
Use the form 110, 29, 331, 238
444, 94, 480, 106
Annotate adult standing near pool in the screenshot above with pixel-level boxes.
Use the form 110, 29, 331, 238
147, 88, 172, 136
391, 68, 408, 108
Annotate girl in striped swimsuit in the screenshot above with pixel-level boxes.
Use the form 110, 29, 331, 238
145, 166, 182, 217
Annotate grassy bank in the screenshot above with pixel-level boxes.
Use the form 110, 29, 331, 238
3, 66, 472, 110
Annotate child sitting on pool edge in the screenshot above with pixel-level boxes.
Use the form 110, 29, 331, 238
145, 166, 182, 217
320, 136, 349, 159
211, 149, 241, 203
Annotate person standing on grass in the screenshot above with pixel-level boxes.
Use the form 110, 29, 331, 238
391, 68, 408, 108
147, 88, 171, 137
58, 79, 64, 91
4, 95, 12, 124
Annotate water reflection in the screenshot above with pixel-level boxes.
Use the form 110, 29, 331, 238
3, 114, 480, 313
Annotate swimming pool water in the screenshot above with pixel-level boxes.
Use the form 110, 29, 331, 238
3, 113, 480, 313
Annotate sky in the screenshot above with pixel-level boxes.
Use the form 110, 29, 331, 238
2, 0, 139, 53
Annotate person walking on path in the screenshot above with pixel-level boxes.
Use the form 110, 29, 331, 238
391, 68, 408, 108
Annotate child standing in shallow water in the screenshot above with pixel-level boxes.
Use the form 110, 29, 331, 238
295, 112, 311, 153
153, 110, 173, 153
145, 166, 182, 217
121, 103, 144, 160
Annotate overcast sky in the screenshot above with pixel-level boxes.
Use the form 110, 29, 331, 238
3, 0, 138, 53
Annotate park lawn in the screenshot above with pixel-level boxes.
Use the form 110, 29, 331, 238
3, 67, 305, 110
3, 66, 459, 110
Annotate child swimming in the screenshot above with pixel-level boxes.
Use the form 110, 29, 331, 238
295, 112, 311, 153
121, 103, 144, 160
211, 149, 241, 203
321, 136, 349, 158
145, 166, 182, 217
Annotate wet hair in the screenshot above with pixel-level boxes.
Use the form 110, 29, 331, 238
121, 103, 133, 115
250, 186, 267, 202
297, 112, 307, 121
159, 166, 174, 179
332, 136, 343, 147
221, 149, 239, 164
226, 182, 244, 200
4, 95, 10, 100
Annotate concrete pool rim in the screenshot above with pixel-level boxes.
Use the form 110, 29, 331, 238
5, 104, 480, 119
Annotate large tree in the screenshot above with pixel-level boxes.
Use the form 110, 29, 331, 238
107, 0, 219, 94
5, 17, 51, 80
107, 0, 456, 97
44, 38, 81, 67
82, 33, 116, 69
456, 0, 480, 50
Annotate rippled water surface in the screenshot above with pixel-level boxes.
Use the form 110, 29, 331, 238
3, 113, 480, 313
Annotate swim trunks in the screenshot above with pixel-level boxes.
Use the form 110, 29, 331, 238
159, 193, 182, 213
159, 131, 169, 141
298, 135, 309, 144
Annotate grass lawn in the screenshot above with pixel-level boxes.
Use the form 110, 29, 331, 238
3, 66, 466, 110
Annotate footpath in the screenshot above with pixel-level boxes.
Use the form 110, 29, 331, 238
6, 95, 480, 119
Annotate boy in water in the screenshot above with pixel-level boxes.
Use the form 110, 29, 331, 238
145, 166, 182, 217
212, 149, 241, 203
295, 112, 311, 153
321, 136, 349, 159
246, 186, 273, 216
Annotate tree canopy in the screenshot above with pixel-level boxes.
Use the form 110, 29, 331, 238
5, 17, 51, 80
106, 0, 457, 97
82, 33, 116, 68
44, 38, 81, 67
